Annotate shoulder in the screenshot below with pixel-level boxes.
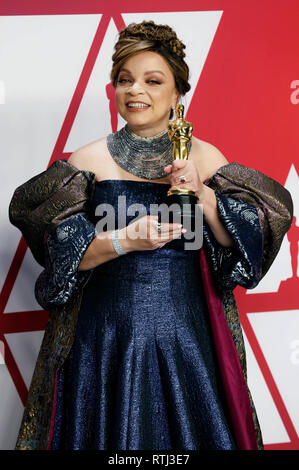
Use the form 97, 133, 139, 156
68, 136, 107, 171
191, 135, 230, 181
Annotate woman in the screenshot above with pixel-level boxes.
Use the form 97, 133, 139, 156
9, 21, 293, 450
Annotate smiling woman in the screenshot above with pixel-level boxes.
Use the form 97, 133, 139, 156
10, 20, 293, 451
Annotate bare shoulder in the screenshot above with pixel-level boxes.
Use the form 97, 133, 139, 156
68, 136, 107, 171
191, 135, 229, 181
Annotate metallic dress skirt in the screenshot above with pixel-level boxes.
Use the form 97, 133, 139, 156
49, 180, 237, 450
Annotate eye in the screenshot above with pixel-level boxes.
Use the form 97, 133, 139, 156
117, 78, 130, 83
148, 80, 161, 85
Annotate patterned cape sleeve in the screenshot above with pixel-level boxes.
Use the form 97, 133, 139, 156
203, 162, 293, 293
8, 159, 97, 309
34, 214, 96, 310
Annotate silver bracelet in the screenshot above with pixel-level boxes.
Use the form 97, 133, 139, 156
111, 229, 127, 256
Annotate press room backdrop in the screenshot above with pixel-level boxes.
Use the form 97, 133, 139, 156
0, 1, 298, 450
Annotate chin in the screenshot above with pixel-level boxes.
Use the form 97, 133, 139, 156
120, 109, 169, 132
125, 117, 153, 129
125, 114, 165, 127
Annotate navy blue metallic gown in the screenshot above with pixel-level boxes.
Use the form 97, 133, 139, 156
50, 180, 237, 450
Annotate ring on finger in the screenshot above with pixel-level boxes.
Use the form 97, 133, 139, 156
179, 175, 187, 184
156, 221, 162, 233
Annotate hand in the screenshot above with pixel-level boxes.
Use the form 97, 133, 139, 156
119, 215, 186, 252
164, 159, 204, 199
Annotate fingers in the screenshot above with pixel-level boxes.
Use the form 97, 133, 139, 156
149, 216, 186, 246
164, 160, 188, 174
164, 166, 191, 187
157, 223, 184, 233
152, 222, 186, 242
163, 165, 173, 174
172, 160, 188, 170
150, 216, 183, 233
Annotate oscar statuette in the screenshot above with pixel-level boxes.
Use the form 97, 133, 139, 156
159, 104, 202, 249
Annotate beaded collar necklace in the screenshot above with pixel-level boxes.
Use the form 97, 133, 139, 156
106, 124, 192, 180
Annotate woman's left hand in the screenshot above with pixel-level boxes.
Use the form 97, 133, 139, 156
164, 159, 204, 199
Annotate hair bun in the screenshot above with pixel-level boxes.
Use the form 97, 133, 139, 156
111, 20, 191, 98
120, 21, 186, 59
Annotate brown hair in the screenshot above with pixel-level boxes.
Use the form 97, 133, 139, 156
110, 21, 191, 119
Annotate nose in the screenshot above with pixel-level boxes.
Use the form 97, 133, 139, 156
127, 80, 145, 95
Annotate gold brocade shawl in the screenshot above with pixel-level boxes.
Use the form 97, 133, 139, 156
8, 160, 293, 450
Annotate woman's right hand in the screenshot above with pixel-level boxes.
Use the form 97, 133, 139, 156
118, 215, 186, 252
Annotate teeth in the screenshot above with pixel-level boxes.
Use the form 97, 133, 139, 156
127, 103, 150, 108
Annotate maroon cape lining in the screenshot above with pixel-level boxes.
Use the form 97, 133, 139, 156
199, 247, 258, 449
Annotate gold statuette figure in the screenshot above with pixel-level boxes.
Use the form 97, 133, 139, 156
167, 104, 196, 198
159, 103, 200, 248
168, 103, 193, 160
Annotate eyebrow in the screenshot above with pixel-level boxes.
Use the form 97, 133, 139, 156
119, 68, 166, 77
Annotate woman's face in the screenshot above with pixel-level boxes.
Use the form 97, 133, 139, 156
115, 51, 180, 137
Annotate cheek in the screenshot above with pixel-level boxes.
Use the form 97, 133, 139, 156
115, 89, 124, 105
152, 90, 172, 107
157, 87, 175, 104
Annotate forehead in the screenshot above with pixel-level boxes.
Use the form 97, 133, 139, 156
119, 51, 173, 76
